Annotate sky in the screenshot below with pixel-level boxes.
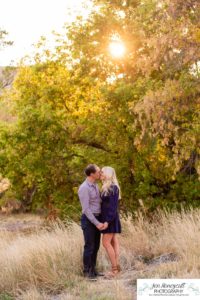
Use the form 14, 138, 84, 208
0, 0, 92, 66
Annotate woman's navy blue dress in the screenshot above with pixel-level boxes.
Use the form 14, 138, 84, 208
100, 184, 122, 234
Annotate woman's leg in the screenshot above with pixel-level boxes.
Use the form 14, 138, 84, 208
102, 233, 117, 268
111, 234, 120, 266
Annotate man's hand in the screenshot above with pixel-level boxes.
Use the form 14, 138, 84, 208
96, 222, 105, 230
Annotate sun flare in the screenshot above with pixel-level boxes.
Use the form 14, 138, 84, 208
109, 40, 126, 58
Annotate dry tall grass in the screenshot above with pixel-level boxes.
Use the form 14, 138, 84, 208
0, 208, 200, 299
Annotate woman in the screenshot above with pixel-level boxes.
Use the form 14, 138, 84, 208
100, 166, 122, 278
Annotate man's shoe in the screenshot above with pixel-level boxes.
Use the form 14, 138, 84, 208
83, 271, 97, 281
94, 270, 105, 277
87, 272, 97, 281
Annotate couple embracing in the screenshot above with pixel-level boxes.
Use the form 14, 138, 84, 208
78, 164, 122, 281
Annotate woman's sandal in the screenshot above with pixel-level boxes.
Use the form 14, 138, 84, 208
117, 264, 121, 272
104, 266, 120, 279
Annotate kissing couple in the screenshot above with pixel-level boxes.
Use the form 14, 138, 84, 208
78, 164, 122, 281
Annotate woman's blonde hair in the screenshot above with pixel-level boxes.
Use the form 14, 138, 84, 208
101, 166, 121, 199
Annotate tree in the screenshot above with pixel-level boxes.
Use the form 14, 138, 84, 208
0, 0, 199, 218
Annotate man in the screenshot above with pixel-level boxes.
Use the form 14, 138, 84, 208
78, 164, 108, 280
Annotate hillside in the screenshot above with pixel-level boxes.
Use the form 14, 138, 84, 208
0, 66, 17, 89
0, 66, 18, 123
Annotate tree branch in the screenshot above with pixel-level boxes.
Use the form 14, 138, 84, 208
72, 139, 110, 152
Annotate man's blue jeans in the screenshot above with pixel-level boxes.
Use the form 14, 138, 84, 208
80, 213, 101, 274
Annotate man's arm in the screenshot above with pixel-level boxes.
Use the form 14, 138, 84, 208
78, 185, 101, 227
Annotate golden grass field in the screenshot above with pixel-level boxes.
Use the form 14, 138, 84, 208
0, 208, 200, 300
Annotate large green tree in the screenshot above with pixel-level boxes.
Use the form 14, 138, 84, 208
0, 0, 199, 218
